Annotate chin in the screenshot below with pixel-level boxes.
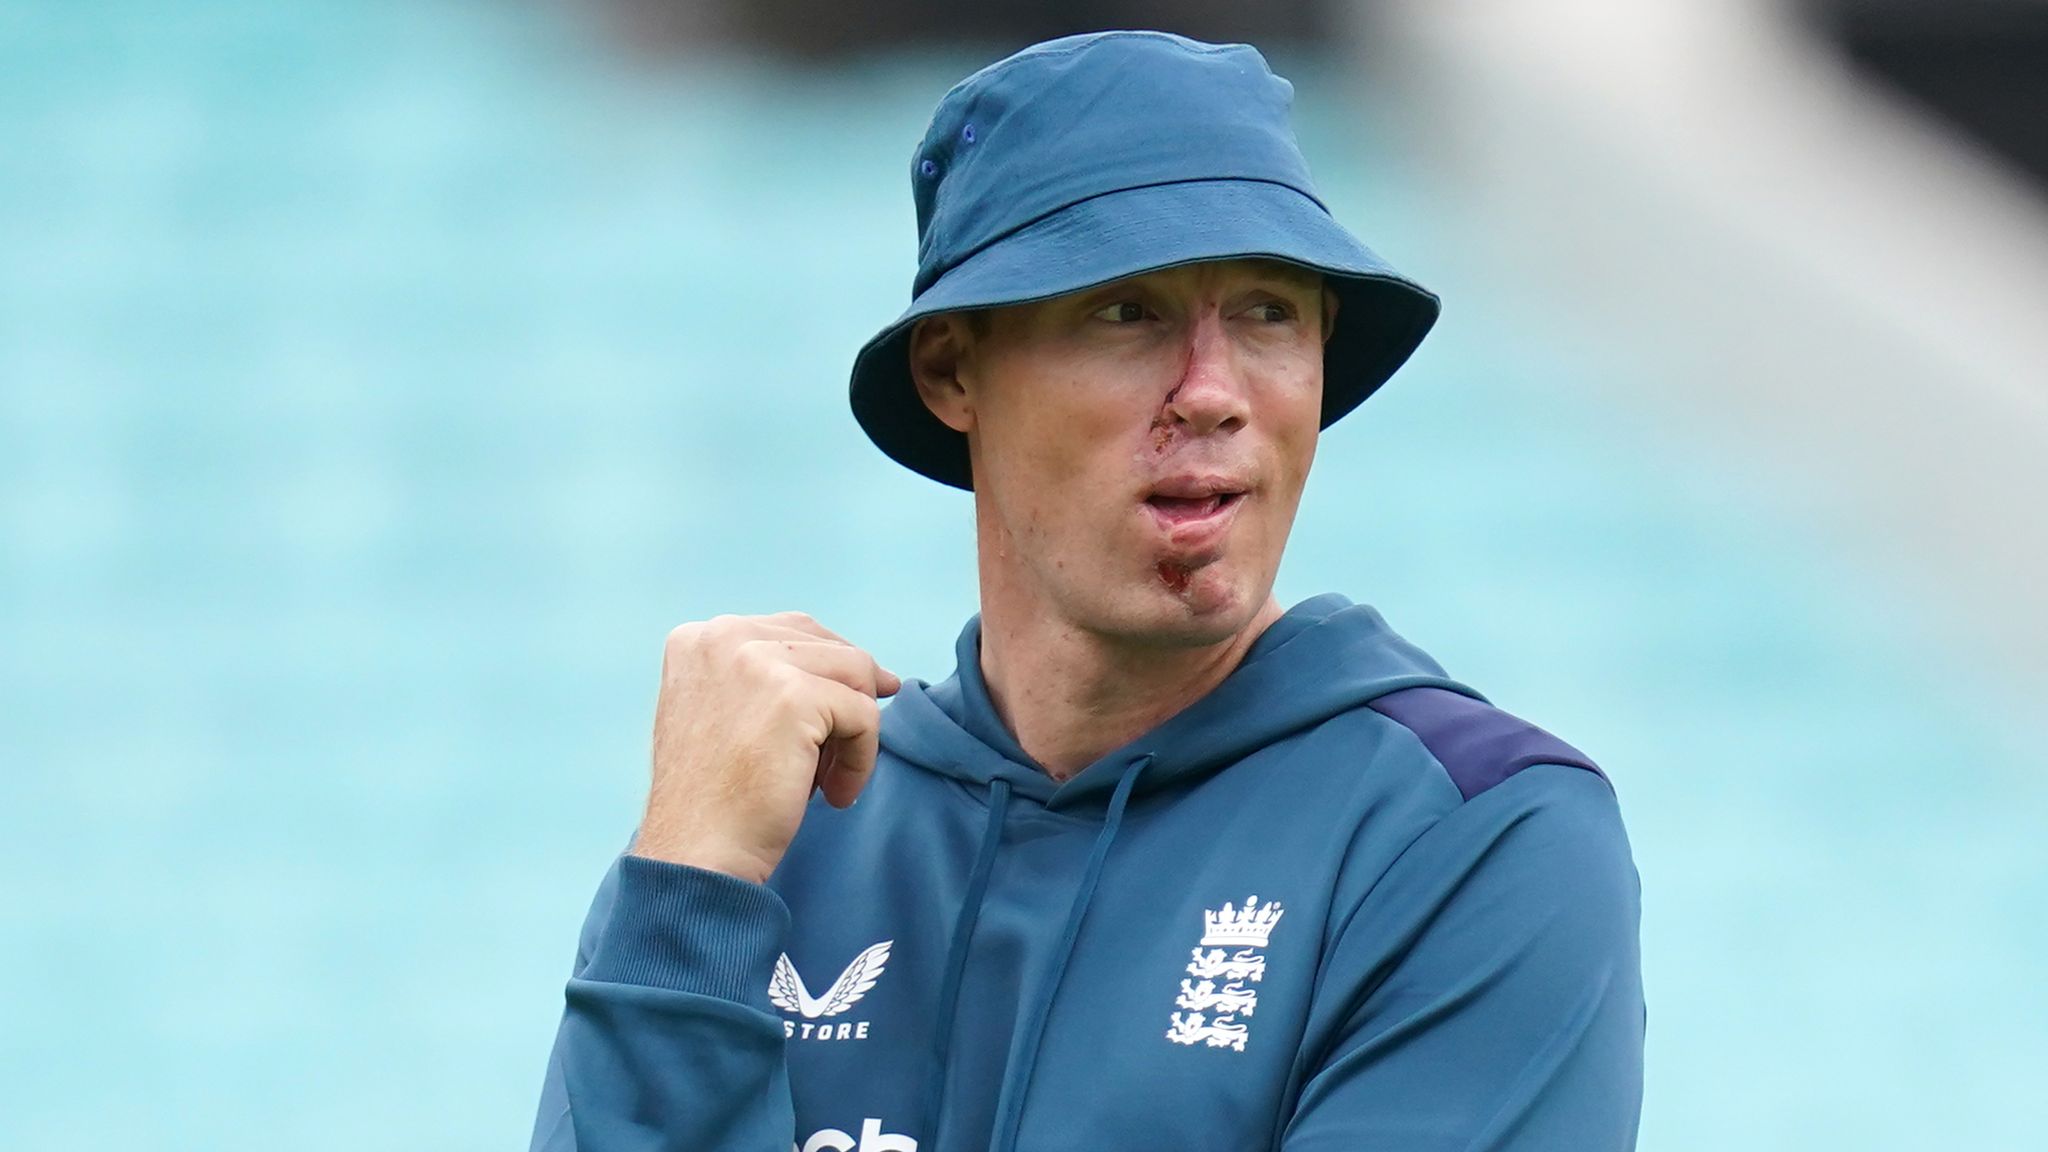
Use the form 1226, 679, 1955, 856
1105, 561, 1263, 648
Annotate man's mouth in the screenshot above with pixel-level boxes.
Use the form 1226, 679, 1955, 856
1141, 474, 1252, 551
1144, 491, 1246, 524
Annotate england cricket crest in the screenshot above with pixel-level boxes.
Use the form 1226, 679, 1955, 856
1166, 895, 1284, 1053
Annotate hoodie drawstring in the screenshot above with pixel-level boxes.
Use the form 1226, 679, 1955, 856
987, 754, 1153, 1152
920, 776, 1012, 1144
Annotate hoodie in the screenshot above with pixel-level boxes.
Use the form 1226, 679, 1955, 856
527, 593, 1645, 1151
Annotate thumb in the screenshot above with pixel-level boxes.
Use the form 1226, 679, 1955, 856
819, 723, 880, 809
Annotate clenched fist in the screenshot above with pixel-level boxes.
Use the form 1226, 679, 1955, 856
630, 611, 901, 884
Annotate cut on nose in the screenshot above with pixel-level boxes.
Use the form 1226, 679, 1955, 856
1165, 320, 1250, 435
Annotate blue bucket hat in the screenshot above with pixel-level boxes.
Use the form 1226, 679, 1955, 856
849, 30, 1442, 491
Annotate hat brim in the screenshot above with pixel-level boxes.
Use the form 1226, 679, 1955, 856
849, 177, 1442, 490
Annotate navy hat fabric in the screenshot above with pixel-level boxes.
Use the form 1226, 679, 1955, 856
849, 30, 1442, 490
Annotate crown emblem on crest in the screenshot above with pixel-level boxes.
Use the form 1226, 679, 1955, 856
1199, 895, 1284, 948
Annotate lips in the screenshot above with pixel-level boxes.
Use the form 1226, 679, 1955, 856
1141, 475, 1249, 551
1145, 492, 1243, 524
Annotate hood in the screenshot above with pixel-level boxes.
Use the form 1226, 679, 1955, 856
879, 592, 1480, 811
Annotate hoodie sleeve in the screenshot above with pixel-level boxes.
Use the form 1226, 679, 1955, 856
1281, 763, 1646, 1152
527, 847, 797, 1152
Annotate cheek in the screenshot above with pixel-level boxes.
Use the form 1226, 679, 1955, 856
976, 384, 1133, 540
1277, 401, 1320, 474
996, 402, 1118, 494
987, 375, 1149, 485
1257, 363, 1324, 473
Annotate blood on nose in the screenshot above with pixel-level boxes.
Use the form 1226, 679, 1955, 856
1149, 414, 1173, 456
1159, 311, 1245, 438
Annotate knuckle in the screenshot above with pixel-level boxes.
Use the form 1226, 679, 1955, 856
765, 662, 809, 705
664, 621, 705, 655
734, 638, 779, 675
707, 614, 766, 652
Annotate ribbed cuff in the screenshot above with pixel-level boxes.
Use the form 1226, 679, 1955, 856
581, 854, 791, 1011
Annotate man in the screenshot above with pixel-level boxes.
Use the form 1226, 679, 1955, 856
528, 29, 1644, 1152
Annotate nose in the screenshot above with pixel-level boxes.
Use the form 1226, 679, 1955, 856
1163, 308, 1251, 436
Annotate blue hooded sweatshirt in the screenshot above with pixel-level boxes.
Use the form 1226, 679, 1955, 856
528, 593, 1645, 1151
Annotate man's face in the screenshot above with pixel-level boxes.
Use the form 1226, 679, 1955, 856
910, 257, 1334, 648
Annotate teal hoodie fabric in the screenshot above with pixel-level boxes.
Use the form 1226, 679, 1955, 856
527, 594, 1645, 1151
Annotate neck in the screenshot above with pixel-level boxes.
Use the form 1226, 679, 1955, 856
974, 565, 1284, 783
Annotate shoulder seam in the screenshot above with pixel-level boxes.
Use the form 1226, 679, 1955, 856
1367, 685, 1609, 802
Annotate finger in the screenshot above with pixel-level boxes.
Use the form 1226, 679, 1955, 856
812, 742, 837, 796
744, 638, 898, 699
819, 726, 880, 809
812, 680, 882, 809
756, 610, 853, 646
733, 616, 899, 694
726, 619, 850, 648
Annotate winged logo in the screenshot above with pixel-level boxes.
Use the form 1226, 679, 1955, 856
768, 940, 893, 1020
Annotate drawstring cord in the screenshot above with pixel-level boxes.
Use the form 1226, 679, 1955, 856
987, 754, 1153, 1152
920, 777, 1013, 1144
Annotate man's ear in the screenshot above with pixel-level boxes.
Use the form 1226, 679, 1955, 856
1320, 286, 1341, 344
909, 313, 975, 434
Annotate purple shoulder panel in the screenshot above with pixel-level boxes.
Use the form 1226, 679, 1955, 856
1367, 686, 1607, 801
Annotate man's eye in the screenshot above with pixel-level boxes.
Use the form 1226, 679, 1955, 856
1091, 301, 1148, 323
1250, 301, 1296, 323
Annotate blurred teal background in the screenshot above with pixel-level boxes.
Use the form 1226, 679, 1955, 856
2, 1, 2044, 1148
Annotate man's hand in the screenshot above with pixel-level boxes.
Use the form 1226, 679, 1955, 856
630, 611, 901, 884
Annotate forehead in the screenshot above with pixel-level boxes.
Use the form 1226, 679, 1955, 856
965, 256, 1327, 335
1084, 256, 1323, 296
